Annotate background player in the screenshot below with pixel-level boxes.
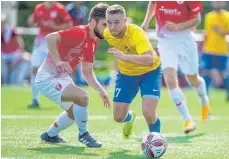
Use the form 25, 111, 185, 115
201, 1, 229, 101
35, 3, 110, 148
1, 14, 24, 84
28, 1, 73, 107
141, 1, 210, 134
104, 4, 162, 139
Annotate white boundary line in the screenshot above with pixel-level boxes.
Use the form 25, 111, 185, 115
1, 115, 229, 120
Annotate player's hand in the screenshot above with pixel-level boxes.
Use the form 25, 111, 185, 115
56, 61, 73, 74
164, 21, 179, 31
108, 48, 127, 60
141, 21, 149, 31
212, 25, 225, 36
99, 90, 111, 109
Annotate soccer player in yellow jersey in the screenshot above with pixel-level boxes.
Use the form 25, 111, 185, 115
201, 1, 229, 101
104, 4, 162, 139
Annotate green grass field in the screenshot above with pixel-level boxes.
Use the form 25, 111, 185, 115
1, 86, 229, 159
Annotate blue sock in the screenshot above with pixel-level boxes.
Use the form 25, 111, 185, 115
123, 112, 132, 122
148, 118, 161, 133
224, 75, 229, 96
203, 74, 211, 95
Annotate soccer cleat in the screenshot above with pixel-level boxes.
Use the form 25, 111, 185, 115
40, 132, 67, 143
123, 111, 137, 139
28, 99, 39, 108
201, 105, 211, 123
184, 121, 196, 134
78, 132, 102, 148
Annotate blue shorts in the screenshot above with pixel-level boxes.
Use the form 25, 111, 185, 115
113, 66, 162, 103
200, 53, 228, 72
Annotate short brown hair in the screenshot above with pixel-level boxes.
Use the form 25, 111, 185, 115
106, 4, 126, 17
89, 3, 109, 21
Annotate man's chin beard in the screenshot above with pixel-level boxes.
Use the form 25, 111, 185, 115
94, 30, 104, 40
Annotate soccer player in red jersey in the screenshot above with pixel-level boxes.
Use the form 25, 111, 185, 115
35, 3, 110, 147
1, 15, 24, 84
141, 1, 210, 134
28, 1, 73, 107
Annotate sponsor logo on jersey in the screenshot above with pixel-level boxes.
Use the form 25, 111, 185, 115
159, 6, 181, 16
50, 11, 57, 18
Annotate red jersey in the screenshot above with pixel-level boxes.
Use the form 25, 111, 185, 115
41, 25, 98, 76
1, 28, 20, 53
32, 2, 72, 36
153, 1, 202, 37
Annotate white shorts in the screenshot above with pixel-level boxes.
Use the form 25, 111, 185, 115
158, 36, 199, 75
1, 51, 21, 63
35, 70, 74, 110
31, 36, 48, 68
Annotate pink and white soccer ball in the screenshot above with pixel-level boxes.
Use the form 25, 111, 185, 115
141, 132, 167, 159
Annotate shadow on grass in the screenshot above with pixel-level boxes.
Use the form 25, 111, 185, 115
166, 133, 206, 143
28, 144, 98, 156
106, 150, 145, 159
134, 133, 206, 144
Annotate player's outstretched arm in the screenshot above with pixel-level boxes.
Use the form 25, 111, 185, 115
46, 32, 62, 63
47, 21, 73, 31
108, 48, 154, 66
165, 13, 201, 32
82, 61, 111, 108
46, 32, 72, 74
141, 2, 156, 31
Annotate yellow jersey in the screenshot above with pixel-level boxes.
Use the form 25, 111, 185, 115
104, 24, 160, 76
203, 10, 229, 55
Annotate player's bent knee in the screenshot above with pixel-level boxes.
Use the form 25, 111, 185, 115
164, 75, 177, 88
186, 74, 199, 87
78, 93, 89, 107
113, 115, 125, 123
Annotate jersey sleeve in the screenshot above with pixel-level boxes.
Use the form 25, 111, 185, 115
32, 5, 40, 24
187, 1, 202, 16
58, 27, 85, 46
133, 28, 153, 55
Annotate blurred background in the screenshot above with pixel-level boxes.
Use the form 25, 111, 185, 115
1, 1, 229, 90
1, 1, 228, 92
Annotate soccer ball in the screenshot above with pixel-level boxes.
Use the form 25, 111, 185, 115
141, 132, 167, 159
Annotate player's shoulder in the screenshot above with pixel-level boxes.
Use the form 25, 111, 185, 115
103, 27, 112, 39
72, 25, 88, 37
54, 2, 66, 11
34, 3, 44, 11
221, 9, 229, 17
206, 11, 217, 18
128, 24, 145, 36
69, 25, 86, 33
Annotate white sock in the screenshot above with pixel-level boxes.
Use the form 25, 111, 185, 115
73, 103, 88, 136
47, 111, 74, 137
31, 73, 39, 101
169, 87, 192, 121
195, 77, 209, 106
